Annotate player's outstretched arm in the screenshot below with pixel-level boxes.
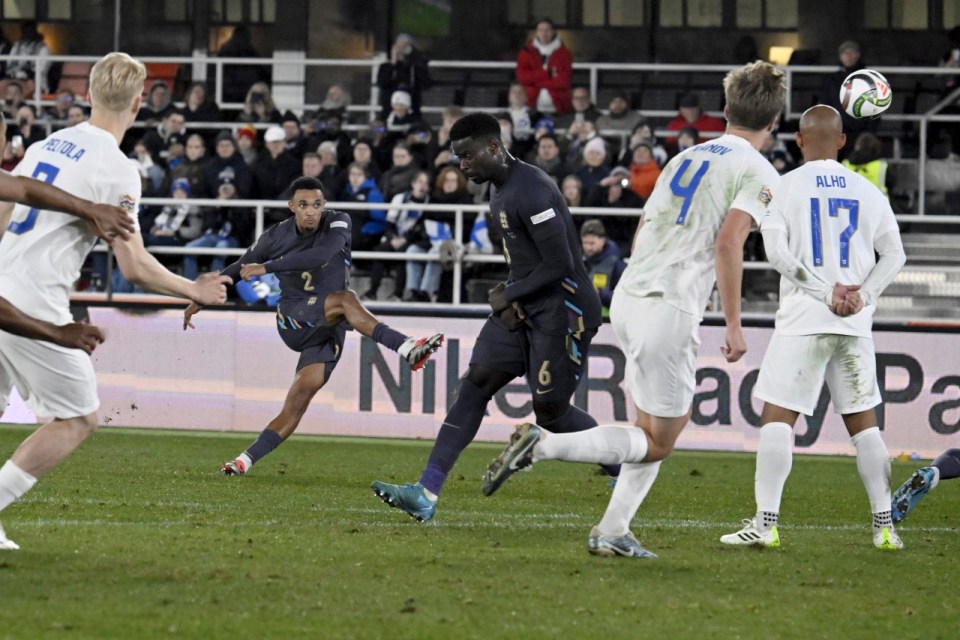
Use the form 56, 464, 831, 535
112, 231, 231, 305
0, 171, 135, 242
0, 296, 104, 354
715, 209, 754, 363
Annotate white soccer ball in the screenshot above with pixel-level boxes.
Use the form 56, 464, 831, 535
839, 69, 892, 119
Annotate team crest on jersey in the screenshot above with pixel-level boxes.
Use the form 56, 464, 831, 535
757, 186, 773, 206
498, 211, 509, 229
118, 194, 137, 214
307, 296, 318, 306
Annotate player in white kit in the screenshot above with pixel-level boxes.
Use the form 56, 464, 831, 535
720, 105, 905, 550
0, 52, 230, 550
483, 61, 786, 557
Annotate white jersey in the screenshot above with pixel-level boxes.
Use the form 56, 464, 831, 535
0, 122, 140, 324
618, 134, 779, 318
761, 159, 900, 337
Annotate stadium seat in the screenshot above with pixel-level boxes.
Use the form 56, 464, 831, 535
143, 62, 181, 96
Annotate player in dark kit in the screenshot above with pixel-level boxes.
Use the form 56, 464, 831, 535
371, 113, 606, 521
183, 177, 443, 475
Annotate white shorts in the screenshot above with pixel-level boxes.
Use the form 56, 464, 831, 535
610, 292, 700, 418
0, 330, 99, 419
753, 333, 881, 416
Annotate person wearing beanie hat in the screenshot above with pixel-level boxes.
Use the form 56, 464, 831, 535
280, 110, 307, 160
666, 91, 725, 148
252, 124, 301, 200
391, 90, 412, 110
171, 177, 191, 197
236, 124, 257, 144
377, 33, 431, 118
574, 133, 610, 194
234, 125, 258, 167
597, 92, 643, 135
203, 129, 252, 198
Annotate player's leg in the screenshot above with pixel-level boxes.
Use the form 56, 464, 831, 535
892, 448, 960, 523
828, 335, 900, 549
223, 338, 336, 475
372, 317, 522, 521
323, 290, 442, 370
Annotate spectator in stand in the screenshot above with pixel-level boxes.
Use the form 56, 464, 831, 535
145, 178, 204, 248
842, 132, 891, 198
516, 18, 573, 116
182, 82, 221, 129
556, 86, 602, 131
405, 122, 438, 170
528, 133, 567, 184
574, 136, 610, 194
2, 82, 24, 120
404, 166, 470, 303
218, 25, 269, 103
363, 169, 432, 301
380, 141, 420, 201
139, 80, 174, 125
674, 126, 699, 157
66, 104, 86, 126
342, 161, 387, 253
13, 105, 44, 150
202, 130, 253, 199
561, 174, 584, 209
494, 111, 523, 158
306, 108, 354, 170
128, 139, 166, 197
235, 123, 258, 166
760, 130, 796, 175
44, 90, 75, 123
165, 133, 187, 172
666, 92, 726, 150
580, 218, 626, 317
434, 105, 465, 169
584, 166, 644, 250
183, 176, 251, 280
564, 116, 602, 169
316, 141, 341, 187
627, 141, 661, 201
382, 90, 419, 155
289, 151, 337, 202
238, 81, 281, 124
313, 84, 352, 124
6, 21, 50, 92
506, 82, 543, 159
251, 125, 300, 200
818, 40, 879, 159
344, 138, 381, 186
596, 92, 643, 136
279, 110, 307, 160
161, 133, 207, 197
142, 109, 186, 164
377, 33, 431, 119
616, 119, 668, 168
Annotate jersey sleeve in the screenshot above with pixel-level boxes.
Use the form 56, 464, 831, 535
102, 154, 143, 232
515, 187, 566, 241
730, 161, 780, 229
263, 211, 351, 274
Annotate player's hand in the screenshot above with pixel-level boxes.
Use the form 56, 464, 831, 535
192, 273, 232, 306
55, 322, 105, 354
498, 302, 526, 330
87, 203, 135, 243
488, 282, 510, 313
720, 326, 747, 363
843, 290, 865, 316
183, 302, 202, 330
831, 283, 861, 316
240, 263, 267, 281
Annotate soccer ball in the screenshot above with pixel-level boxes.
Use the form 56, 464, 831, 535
839, 69, 892, 119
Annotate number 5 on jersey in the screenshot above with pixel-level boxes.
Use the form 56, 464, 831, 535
6, 162, 61, 235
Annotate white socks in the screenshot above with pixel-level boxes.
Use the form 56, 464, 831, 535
851, 426, 891, 516
0, 460, 38, 513
754, 422, 793, 516
597, 461, 662, 536
534, 425, 648, 465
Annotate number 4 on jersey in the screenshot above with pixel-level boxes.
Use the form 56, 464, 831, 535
670, 159, 710, 225
6, 162, 61, 235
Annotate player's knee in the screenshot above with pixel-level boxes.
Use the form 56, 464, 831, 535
464, 364, 511, 398
645, 434, 676, 461
531, 400, 567, 425
71, 412, 99, 437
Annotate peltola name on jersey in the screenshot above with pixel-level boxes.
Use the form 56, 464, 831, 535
40, 138, 86, 162
815, 174, 847, 188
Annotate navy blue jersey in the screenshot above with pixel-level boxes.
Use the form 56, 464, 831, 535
221, 209, 352, 317
490, 160, 601, 336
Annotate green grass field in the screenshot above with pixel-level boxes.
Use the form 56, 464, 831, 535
0, 425, 955, 639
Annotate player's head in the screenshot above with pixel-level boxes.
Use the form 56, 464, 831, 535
722, 61, 785, 133
796, 105, 845, 162
287, 176, 326, 232
450, 113, 505, 184
88, 52, 146, 120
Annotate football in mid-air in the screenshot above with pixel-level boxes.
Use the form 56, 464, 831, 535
839, 69, 892, 119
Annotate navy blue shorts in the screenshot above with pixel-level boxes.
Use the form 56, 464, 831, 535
469, 314, 595, 404
276, 299, 345, 374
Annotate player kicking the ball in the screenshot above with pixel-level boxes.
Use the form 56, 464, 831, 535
184, 176, 442, 476
718, 105, 906, 550
0, 52, 230, 550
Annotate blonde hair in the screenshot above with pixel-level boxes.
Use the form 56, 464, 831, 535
89, 52, 146, 113
723, 61, 786, 132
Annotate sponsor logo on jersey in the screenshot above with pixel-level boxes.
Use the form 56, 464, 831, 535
330, 220, 348, 228
757, 186, 773, 206
530, 208, 556, 225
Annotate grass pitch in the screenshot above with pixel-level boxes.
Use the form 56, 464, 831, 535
0, 425, 955, 639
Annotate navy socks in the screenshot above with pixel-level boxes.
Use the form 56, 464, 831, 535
245, 429, 284, 464
372, 322, 407, 352
419, 379, 491, 495
933, 448, 960, 480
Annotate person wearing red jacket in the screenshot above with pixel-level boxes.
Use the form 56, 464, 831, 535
516, 19, 572, 116
665, 92, 726, 150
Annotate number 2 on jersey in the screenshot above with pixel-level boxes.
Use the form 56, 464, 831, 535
669, 159, 710, 225
810, 197, 859, 267
6, 162, 61, 235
